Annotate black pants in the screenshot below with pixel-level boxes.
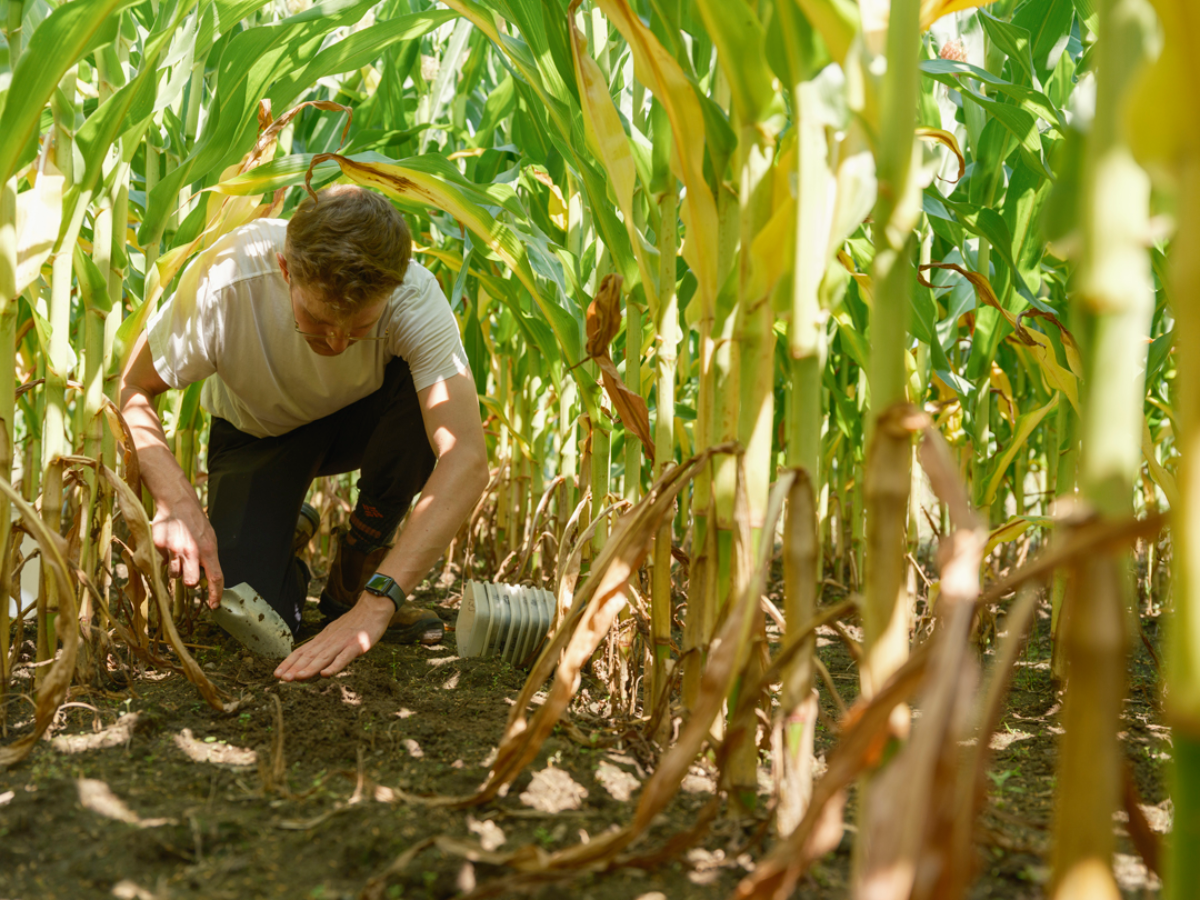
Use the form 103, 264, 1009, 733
206, 357, 436, 635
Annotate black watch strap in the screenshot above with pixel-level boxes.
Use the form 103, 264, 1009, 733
364, 573, 405, 613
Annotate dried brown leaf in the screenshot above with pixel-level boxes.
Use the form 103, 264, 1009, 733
0, 476, 79, 769
596, 356, 656, 464
439, 446, 733, 813
585, 274, 624, 359
736, 647, 932, 899
99, 466, 228, 711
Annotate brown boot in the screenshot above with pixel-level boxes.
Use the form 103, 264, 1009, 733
318, 532, 443, 645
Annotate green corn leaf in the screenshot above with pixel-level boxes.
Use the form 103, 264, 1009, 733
69, 0, 201, 226
139, 0, 376, 246
968, 117, 1014, 207
439, 0, 573, 139
921, 59, 1065, 135
692, 0, 780, 127
73, 244, 112, 316
491, 0, 578, 107
1146, 329, 1174, 386
936, 192, 1040, 304
977, 10, 1036, 86
1003, 156, 1054, 293
1012, 0, 1075, 84
213, 0, 276, 35
1072, 0, 1100, 34
0, 0, 137, 185
272, 9, 458, 101
983, 393, 1060, 505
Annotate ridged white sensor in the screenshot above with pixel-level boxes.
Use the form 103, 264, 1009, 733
455, 581, 555, 667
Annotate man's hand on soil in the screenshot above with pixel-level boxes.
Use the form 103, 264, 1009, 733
274, 594, 394, 681
151, 504, 224, 609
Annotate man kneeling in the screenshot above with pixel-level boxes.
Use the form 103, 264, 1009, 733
120, 185, 489, 681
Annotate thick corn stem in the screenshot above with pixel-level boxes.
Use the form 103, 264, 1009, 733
1166, 158, 1200, 900
1051, 1, 1156, 896
861, 0, 921, 702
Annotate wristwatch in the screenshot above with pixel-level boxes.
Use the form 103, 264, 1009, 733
364, 573, 405, 613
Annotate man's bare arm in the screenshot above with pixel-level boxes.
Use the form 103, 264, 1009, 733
120, 333, 224, 607
274, 372, 488, 680
373, 373, 490, 594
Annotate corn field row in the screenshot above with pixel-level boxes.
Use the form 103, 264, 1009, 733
1, 0, 1197, 896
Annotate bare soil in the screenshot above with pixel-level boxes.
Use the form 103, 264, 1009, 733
0, 575, 1170, 900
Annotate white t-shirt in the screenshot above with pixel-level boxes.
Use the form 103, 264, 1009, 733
147, 219, 471, 438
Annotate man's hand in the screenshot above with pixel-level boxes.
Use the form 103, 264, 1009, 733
274, 594, 394, 681
151, 503, 224, 609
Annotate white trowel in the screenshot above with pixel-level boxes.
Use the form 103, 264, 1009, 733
210, 583, 295, 660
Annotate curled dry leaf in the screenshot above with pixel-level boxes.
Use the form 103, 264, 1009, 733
99, 465, 228, 711
457, 449, 725, 811
0, 477, 80, 769
917, 126, 967, 182
585, 274, 624, 359
736, 646, 933, 899
101, 399, 140, 493
858, 528, 984, 900
584, 274, 655, 463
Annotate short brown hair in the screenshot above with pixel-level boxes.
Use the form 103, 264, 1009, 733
284, 184, 411, 312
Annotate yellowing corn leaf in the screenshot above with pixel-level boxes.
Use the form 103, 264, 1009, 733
983, 516, 1046, 558
932, 373, 958, 403
749, 193, 798, 304
934, 399, 966, 445
982, 393, 1059, 506
1013, 329, 1080, 411
917, 126, 966, 182
14, 162, 66, 295
838, 249, 874, 305
919, 0, 1000, 31
1142, 417, 1181, 510
795, 0, 860, 67
592, 0, 719, 310
568, 3, 657, 309
1019, 308, 1084, 378
1127, 0, 1200, 181
990, 361, 1016, 427
920, 262, 1081, 412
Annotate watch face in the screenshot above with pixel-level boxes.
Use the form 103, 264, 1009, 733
365, 574, 402, 606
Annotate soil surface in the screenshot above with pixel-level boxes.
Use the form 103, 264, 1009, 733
0, 570, 1170, 900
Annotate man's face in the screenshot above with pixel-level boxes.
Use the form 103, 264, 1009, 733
278, 254, 387, 357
